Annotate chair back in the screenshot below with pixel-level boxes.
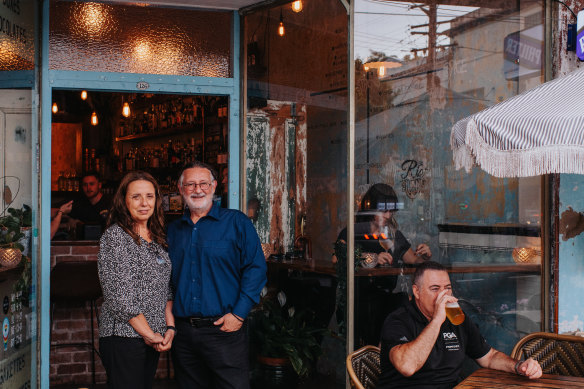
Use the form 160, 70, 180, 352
511, 332, 584, 377
346, 345, 381, 389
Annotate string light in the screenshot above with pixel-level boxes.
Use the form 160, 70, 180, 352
52, 102, 58, 114
122, 102, 131, 118
91, 111, 98, 126
278, 10, 285, 36
291, 1, 303, 12
81, 90, 87, 100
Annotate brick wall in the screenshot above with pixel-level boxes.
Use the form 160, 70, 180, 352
50, 243, 174, 386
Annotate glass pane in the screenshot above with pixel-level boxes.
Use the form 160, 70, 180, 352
0, 0, 35, 70
354, 0, 543, 376
0, 2, 38, 388
49, 1, 232, 77
0, 90, 35, 389
244, 1, 348, 386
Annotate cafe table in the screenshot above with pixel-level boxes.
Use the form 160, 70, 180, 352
455, 368, 584, 388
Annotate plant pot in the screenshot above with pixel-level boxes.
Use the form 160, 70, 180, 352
0, 248, 22, 268
255, 356, 299, 389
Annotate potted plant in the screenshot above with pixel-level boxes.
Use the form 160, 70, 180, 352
250, 287, 327, 388
0, 212, 25, 268
7, 205, 32, 256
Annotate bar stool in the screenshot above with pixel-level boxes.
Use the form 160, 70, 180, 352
50, 261, 102, 384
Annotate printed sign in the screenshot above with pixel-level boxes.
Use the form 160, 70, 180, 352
577, 10, 584, 61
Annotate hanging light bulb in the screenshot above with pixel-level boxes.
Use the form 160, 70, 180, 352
52, 102, 58, 114
122, 102, 131, 118
91, 111, 98, 126
278, 10, 285, 37
81, 90, 87, 100
291, 0, 303, 12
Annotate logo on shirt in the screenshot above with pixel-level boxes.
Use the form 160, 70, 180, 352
443, 332, 458, 340
443, 332, 460, 352
399, 336, 409, 342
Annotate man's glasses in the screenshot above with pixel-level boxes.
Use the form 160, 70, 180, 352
182, 182, 212, 191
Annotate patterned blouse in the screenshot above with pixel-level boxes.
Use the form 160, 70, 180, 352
98, 224, 172, 338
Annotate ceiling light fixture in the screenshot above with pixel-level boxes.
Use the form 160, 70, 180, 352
91, 111, 98, 126
122, 102, 131, 118
291, 1, 303, 12
81, 90, 87, 100
278, 10, 285, 37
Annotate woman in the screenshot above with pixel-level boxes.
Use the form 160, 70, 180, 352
98, 171, 174, 388
334, 183, 431, 266
333, 183, 432, 345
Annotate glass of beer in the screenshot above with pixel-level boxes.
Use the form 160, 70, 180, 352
445, 302, 465, 325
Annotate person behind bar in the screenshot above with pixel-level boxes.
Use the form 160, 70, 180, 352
333, 183, 432, 345
378, 261, 542, 389
168, 161, 267, 389
69, 171, 111, 230
97, 171, 175, 389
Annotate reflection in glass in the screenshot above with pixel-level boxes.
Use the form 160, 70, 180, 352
354, 0, 544, 355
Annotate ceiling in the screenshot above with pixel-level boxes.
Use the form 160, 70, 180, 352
101, 0, 266, 10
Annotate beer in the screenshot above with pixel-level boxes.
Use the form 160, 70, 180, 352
445, 302, 465, 325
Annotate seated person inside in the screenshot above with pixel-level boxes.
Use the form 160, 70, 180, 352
53, 172, 111, 240
333, 183, 432, 345
378, 261, 542, 389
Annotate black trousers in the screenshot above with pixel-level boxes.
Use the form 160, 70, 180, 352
99, 336, 160, 389
172, 320, 249, 389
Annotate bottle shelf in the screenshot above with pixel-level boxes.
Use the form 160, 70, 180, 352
115, 124, 202, 142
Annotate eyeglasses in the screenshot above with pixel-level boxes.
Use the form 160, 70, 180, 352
182, 182, 212, 191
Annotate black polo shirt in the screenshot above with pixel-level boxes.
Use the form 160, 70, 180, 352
378, 299, 491, 389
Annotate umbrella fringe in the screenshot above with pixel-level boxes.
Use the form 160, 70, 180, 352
455, 119, 584, 178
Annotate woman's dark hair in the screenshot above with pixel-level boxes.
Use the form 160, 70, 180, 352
107, 171, 167, 248
357, 183, 400, 229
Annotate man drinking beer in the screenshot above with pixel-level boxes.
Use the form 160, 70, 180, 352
377, 261, 542, 389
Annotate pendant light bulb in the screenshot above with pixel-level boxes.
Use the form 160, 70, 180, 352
122, 102, 131, 117
52, 102, 58, 114
81, 90, 87, 100
278, 11, 285, 37
91, 111, 98, 126
291, 1, 303, 12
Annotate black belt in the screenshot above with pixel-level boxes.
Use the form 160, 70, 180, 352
177, 316, 221, 328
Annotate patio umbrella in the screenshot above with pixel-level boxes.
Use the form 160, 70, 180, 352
451, 67, 584, 178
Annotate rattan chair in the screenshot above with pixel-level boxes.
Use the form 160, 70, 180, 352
346, 345, 381, 389
511, 332, 584, 377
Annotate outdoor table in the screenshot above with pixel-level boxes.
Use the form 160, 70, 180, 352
455, 368, 584, 388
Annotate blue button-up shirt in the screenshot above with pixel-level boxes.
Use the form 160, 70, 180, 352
167, 203, 267, 319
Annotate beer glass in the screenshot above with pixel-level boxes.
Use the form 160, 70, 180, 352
445, 302, 465, 325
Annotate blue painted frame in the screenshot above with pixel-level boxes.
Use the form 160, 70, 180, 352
39, 9, 241, 388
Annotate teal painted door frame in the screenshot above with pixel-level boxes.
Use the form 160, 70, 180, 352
39, 9, 241, 388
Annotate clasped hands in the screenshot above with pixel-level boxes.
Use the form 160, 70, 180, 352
144, 329, 175, 352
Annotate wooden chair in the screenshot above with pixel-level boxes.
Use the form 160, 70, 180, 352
511, 332, 584, 377
346, 345, 381, 389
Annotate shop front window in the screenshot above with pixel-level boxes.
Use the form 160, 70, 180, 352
353, 0, 543, 369
244, 1, 348, 386
49, 1, 232, 77
0, 1, 38, 387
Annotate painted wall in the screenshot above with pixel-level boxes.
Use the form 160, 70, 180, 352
554, 0, 584, 333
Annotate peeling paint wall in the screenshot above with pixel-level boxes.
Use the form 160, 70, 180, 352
246, 101, 307, 253
554, 0, 584, 334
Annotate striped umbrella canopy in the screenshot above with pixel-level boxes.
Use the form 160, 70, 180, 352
451, 68, 584, 177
